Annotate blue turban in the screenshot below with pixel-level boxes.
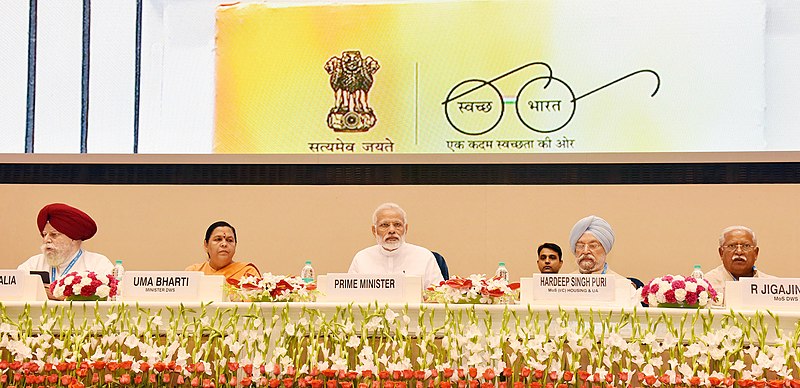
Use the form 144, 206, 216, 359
569, 215, 615, 253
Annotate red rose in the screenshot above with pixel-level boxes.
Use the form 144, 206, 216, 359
445, 278, 473, 290
270, 279, 295, 298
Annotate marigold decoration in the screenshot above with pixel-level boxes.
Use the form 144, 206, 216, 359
424, 274, 520, 304
641, 274, 718, 307
49, 270, 118, 301
226, 273, 318, 302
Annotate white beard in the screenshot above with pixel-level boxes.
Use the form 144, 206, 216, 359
377, 235, 404, 252
41, 244, 71, 267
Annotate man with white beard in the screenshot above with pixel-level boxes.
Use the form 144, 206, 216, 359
348, 203, 444, 288
705, 226, 773, 306
569, 215, 633, 284
18, 203, 113, 300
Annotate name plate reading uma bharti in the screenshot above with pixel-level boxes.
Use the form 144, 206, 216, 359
323, 273, 406, 303
732, 278, 800, 310
121, 271, 201, 301
526, 274, 615, 304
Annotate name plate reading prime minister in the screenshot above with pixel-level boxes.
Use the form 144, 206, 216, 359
727, 278, 800, 310
320, 274, 409, 303
522, 274, 615, 305
120, 271, 202, 301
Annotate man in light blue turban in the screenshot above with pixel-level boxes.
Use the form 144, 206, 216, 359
569, 215, 621, 276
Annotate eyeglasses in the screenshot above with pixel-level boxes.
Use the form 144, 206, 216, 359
575, 242, 602, 252
721, 243, 755, 252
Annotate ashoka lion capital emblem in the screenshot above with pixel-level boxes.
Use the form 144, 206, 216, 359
325, 51, 380, 132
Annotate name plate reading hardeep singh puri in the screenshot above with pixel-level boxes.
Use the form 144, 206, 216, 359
522, 274, 615, 304
728, 278, 800, 310
320, 273, 408, 303
120, 271, 202, 301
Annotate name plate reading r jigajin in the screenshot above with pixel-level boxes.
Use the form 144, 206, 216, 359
735, 278, 800, 310
324, 273, 405, 303
121, 271, 201, 301
527, 274, 615, 303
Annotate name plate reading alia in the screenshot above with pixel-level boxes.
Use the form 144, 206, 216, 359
121, 271, 201, 301
0, 270, 46, 301
324, 273, 405, 303
733, 278, 800, 310
526, 274, 615, 304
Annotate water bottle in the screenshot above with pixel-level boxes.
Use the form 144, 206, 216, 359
111, 260, 125, 301
495, 262, 509, 281
301, 260, 315, 283
690, 264, 704, 280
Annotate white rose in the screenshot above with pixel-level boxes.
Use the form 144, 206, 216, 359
72, 284, 83, 295
54, 284, 66, 297
685, 282, 698, 293
96, 285, 111, 298
674, 288, 687, 302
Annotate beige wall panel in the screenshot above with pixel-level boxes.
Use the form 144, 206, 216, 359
1, 184, 798, 283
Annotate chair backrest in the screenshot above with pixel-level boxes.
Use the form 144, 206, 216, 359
628, 277, 647, 306
431, 251, 449, 280
628, 277, 645, 289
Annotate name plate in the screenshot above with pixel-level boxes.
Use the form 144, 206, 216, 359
121, 271, 206, 301
728, 278, 800, 310
0, 270, 46, 301
521, 274, 616, 305
318, 273, 418, 303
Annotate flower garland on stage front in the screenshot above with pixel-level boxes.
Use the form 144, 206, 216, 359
424, 274, 520, 304
0, 302, 798, 388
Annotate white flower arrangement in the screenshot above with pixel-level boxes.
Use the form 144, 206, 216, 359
641, 274, 719, 307
226, 273, 318, 302
50, 270, 118, 300
424, 274, 520, 304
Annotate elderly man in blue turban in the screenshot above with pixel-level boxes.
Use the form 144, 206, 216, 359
568, 215, 624, 277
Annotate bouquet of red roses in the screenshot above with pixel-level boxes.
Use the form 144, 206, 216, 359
50, 271, 118, 301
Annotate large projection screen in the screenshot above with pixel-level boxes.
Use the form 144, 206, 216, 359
0, 0, 798, 162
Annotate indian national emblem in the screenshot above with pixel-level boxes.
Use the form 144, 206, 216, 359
324, 51, 380, 132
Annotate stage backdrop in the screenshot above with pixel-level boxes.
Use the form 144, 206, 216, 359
214, 0, 766, 154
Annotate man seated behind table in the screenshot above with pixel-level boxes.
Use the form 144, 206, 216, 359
185, 221, 260, 282
348, 203, 444, 288
705, 225, 774, 306
568, 215, 633, 289
537, 242, 563, 274
17, 203, 114, 300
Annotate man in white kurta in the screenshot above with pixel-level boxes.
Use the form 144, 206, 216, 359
705, 226, 774, 306
18, 251, 113, 279
17, 203, 113, 299
348, 203, 444, 288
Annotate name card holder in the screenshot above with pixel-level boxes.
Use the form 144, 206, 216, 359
120, 271, 224, 302
726, 278, 800, 310
520, 274, 633, 308
317, 273, 421, 303
0, 270, 47, 301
